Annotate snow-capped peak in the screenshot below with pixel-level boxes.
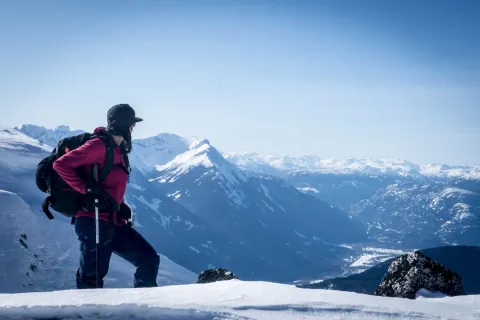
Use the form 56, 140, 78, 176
155, 138, 248, 185
130, 133, 199, 175
189, 138, 210, 150
157, 138, 224, 173
154, 139, 249, 207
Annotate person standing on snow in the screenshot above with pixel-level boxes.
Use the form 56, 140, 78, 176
53, 104, 160, 289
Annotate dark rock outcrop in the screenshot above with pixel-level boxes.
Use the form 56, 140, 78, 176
297, 246, 480, 295
374, 251, 464, 299
197, 268, 239, 284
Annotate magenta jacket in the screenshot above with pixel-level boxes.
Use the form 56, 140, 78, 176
53, 127, 128, 225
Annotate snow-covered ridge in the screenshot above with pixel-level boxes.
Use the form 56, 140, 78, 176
225, 152, 480, 180
0, 126, 51, 152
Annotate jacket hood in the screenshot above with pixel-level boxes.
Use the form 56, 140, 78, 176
93, 127, 108, 135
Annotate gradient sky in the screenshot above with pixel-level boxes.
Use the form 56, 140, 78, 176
1, 0, 479, 165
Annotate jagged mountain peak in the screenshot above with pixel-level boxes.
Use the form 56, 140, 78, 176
157, 139, 240, 175
153, 139, 250, 206
189, 138, 211, 150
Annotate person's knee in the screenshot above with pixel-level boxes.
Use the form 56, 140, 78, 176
139, 249, 160, 269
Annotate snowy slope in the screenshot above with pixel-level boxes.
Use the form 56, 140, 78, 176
225, 152, 480, 180
0, 190, 57, 293
0, 189, 196, 293
0, 280, 479, 320
0, 126, 52, 173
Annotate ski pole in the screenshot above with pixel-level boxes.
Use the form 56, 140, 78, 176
93, 163, 100, 289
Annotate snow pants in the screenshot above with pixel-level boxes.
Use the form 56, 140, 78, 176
74, 216, 160, 289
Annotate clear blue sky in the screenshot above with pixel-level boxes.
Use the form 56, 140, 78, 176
1, 0, 479, 165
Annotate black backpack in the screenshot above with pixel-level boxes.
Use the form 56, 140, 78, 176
35, 131, 122, 221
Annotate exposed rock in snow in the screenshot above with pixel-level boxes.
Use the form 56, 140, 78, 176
197, 268, 239, 283
374, 251, 465, 299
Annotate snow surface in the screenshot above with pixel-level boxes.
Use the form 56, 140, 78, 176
0, 280, 479, 320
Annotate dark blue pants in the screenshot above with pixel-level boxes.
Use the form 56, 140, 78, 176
75, 217, 160, 289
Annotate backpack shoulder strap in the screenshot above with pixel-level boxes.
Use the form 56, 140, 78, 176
89, 132, 115, 182
119, 153, 131, 175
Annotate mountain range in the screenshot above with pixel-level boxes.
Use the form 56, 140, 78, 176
226, 150, 480, 248
1, 123, 479, 292
224, 152, 480, 180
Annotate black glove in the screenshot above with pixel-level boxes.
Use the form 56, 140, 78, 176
119, 202, 132, 220
85, 181, 103, 196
